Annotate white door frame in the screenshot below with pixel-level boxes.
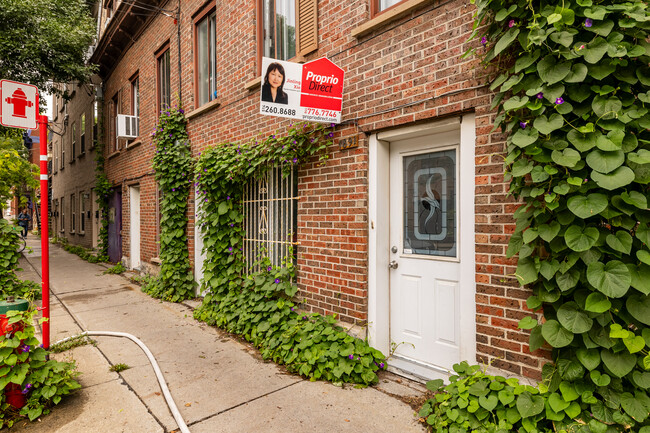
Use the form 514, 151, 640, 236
368, 114, 477, 376
194, 191, 207, 295
129, 186, 141, 269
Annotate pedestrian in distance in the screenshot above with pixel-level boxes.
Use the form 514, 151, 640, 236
261, 62, 289, 105
17, 208, 30, 238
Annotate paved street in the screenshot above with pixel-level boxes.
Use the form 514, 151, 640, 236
15, 237, 427, 432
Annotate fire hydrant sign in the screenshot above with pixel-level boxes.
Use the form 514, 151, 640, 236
260, 57, 344, 124
0, 80, 38, 129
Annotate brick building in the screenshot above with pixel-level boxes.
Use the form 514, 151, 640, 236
54, 0, 549, 381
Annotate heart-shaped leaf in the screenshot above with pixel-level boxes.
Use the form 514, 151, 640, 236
559, 380, 579, 400
621, 392, 648, 422
623, 335, 646, 354
534, 114, 564, 135
595, 134, 620, 151
556, 269, 580, 292
592, 95, 622, 120
565, 63, 588, 82
638, 250, 650, 266
498, 389, 515, 405
628, 149, 650, 164
504, 95, 530, 111
621, 191, 647, 209
590, 370, 611, 386
627, 294, 650, 325
538, 56, 571, 84
587, 260, 631, 298
479, 395, 499, 411
538, 221, 561, 242
542, 320, 574, 348
582, 37, 609, 64
576, 348, 601, 370
584, 292, 612, 313
601, 349, 636, 377
512, 128, 539, 148
565, 225, 599, 252
592, 166, 636, 190
605, 231, 633, 255
586, 149, 624, 174
517, 392, 545, 417
567, 130, 596, 152
567, 194, 608, 218
628, 263, 650, 295
495, 28, 520, 55
552, 148, 581, 167
548, 392, 570, 412
514, 51, 540, 73
557, 302, 593, 333
518, 316, 538, 330
632, 371, 650, 389
516, 257, 539, 285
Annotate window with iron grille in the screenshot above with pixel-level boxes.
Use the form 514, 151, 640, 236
243, 166, 298, 273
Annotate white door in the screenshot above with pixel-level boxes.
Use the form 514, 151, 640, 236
91, 190, 99, 249
194, 192, 207, 295
388, 130, 463, 378
129, 186, 141, 269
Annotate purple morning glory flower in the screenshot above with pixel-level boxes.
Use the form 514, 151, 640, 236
290, 307, 294, 311
293, 158, 298, 163
21, 345, 30, 353
229, 223, 235, 227
171, 188, 175, 192
584, 18, 593, 27
226, 196, 230, 200
21, 384, 32, 394
228, 247, 233, 252
179, 109, 185, 114
274, 278, 281, 284
508, 20, 515, 28
481, 36, 487, 45
302, 316, 308, 320
348, 354, 354, 360
555, 97, 564, 105
379, 362, 385, 369
267, 266, 272, 271
328, 132, 334, 138
519, 122, 527, 129
536, 92, 544, 99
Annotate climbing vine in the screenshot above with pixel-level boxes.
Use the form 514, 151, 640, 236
192, 123, 386, 385
420, 0, 650, 431
145, 106, 195, 302
94, 104, 110, 261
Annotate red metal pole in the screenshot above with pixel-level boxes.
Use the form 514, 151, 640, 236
37, 98, 50, 349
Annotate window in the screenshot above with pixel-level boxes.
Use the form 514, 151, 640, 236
61, 137, 65, 169
194, 8, 217, 106
92, 101, 98, 147
71, 122, 76, 161
60, 197, 65, 232
71, 194, 76, 233
111, 94, 118, 152
80, 113, 86, 154
131, 74, 139, 117
371, 0, 407, 16
80, 193, 87, 234
257, 0, 318, 67
243, 166, 298, 272
157, 46, 171, 114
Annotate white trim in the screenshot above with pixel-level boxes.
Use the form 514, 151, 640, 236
129, 186, 141, 270
368, 115, 477, 378
194, 191, 207, 295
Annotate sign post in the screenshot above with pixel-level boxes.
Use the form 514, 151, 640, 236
0, 80, 49, 348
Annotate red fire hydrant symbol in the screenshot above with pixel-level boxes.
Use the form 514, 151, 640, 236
4, 87, 33, 118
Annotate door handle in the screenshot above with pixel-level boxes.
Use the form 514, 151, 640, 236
389, 260, 398, 269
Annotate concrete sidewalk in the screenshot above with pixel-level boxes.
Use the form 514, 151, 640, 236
14, 237, 427, 433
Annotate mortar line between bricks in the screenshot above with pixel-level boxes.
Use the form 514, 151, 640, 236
21, 253, 171, 433
186, 379, 304, 427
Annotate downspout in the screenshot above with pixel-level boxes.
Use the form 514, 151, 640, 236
177, 1, 182, 103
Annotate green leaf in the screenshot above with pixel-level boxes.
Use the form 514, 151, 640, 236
576, 348, 601, 370
586, 19, 614, 37
621, 191, 647, 209
628, 264, 650, 296
587, 261, 631, 298
639, 250, 650, 266
627, 294, 650, 325
479, 394, 499, 411
516, 257, 539, 285
584, 292, 612, 313
567, 130, 596, 152
518, 316, 538, 330
495, 28, 520, 55
623, 335, 646, 354
503, 96, 529, 111
590, 370, 611, 386
550, 31, 575, 48
557, 302, 593, 333
582, 37, 609, 63
592, 95, 622, 120
516, 392, 545, 417
564, 63, 588, 82
605, 231, 632, 255
534, 114, 565, 135
542, 320, 574, 348
565, 225, 599, 252
547, 13, 562, 24
515, 51, 540, 73
511, 128, 539, 148
498, 389, 515, 405
551, 148, 580, 167
632, 371, 650, 389
621, 392, 648, 422
537, 56, 571, 84
548, 392, 570, 412
586, 149, 624, 174
567, 193, 608, 218
556, 269, 580, 291
218, 202, 229, 215
601, 349, 636, 377
628, 149, 650, 164
592, 166, 636, 190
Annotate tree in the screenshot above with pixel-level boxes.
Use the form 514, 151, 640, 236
0, 129, 38, 215
0, 0, 96, 94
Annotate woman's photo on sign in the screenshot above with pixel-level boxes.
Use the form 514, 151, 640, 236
261, 62, 288, 105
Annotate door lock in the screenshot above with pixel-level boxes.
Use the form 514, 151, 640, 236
391, 246, 398, 253
388, 260, 399, 269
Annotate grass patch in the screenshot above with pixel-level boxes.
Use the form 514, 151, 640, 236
103, 262, 126, 275
109, 363, 130, 373
49, 335, 96, 353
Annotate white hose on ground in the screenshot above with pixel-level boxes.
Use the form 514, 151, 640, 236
53, 331, 191, 433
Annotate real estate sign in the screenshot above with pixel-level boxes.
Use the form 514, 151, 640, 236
260, 57, 344, 124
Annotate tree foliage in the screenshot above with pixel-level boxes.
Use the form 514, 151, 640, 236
0, 0, 96, 93
0, 130, 38, 212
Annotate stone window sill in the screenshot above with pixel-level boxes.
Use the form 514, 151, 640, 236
244, 77, 261, 91
150, 257, 162, 265
107, 151, 121, 160
187, 99, 221, 120
126, 139, 142, 150
351, 0, 433, 38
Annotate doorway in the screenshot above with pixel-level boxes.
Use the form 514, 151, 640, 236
368, 115, 476, 380
107, 188, 122, 263
129, 186, 141, 269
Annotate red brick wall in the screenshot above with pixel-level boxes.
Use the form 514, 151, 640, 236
96, 0, 547, 379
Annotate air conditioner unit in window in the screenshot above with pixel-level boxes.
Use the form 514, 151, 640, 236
116, 114, 139, 139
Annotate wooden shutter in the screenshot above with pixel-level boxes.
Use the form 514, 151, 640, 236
297, 0, 318, 56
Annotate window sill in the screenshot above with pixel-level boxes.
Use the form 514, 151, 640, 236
244, 77, 261, 91
150, 257, 161, 265
70, 231, 75, 235
187, 98, 221, 120
78, 231, 85, 236
126, 139, 142, 150
351, 0, 434, 38
107, 151, 121, 160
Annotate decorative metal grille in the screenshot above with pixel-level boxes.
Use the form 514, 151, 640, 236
243, 166, 298, 273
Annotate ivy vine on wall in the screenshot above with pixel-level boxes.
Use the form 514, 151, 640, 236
191, 124, 386, 385
420, 0, 650, 431
145, 106, 195, 302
